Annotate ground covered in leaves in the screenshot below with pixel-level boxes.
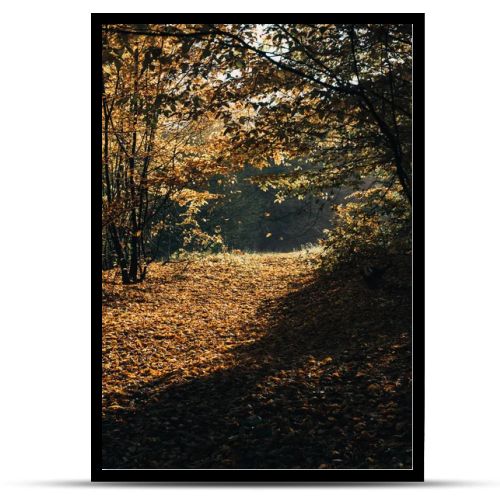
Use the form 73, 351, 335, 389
102, 252, 412, 469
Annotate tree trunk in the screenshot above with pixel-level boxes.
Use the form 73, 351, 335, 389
109, 224, 130, 284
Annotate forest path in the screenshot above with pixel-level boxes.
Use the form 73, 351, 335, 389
102, 252, 310, 400
102, 252, 412, 469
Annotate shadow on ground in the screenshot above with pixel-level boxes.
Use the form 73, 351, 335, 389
102, 265, 412, 470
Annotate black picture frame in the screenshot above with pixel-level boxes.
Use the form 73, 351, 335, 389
92, 13, 425, 483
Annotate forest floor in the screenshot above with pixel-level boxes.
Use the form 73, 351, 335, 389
102, 251, 412, 469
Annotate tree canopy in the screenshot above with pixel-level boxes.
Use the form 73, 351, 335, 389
102, 23, 412, 283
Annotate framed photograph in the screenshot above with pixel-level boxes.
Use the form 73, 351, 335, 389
93, 13, 424, 482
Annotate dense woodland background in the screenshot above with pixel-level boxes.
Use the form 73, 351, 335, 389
102, 23, 412, 280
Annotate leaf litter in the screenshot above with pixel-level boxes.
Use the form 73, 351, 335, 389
102, 252, 412, 469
